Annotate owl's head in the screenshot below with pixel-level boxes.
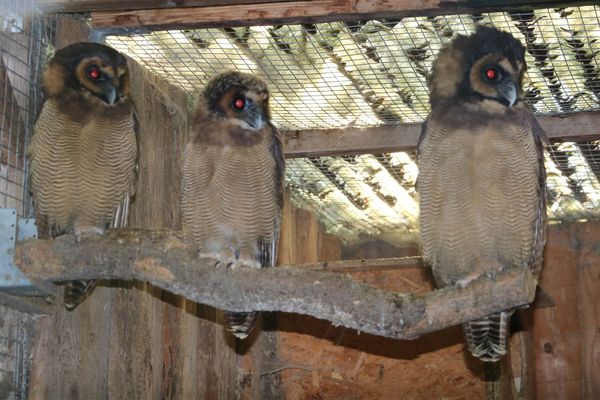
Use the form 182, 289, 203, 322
429, 26, 526, 109
203, 71, 270, 131
43, 42, 130, 106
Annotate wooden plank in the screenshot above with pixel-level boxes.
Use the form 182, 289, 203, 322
278, 222, 485, 398
39, 0, 299, 13
87, 1, 598, 29
576, 223, 600, 399
277, 190, 298, 266
115, 58, 189, 400
284, 125, 420, 158
533, 223, 583, 399
54, 15, 90, 48
282, 111, 600, 158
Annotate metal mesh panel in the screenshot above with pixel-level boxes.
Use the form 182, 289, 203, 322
0, 0, 54, 218
106, 6, 600, 243
0, 304, 34, 400
107, 6, 600, 130
287, 142, 600, 243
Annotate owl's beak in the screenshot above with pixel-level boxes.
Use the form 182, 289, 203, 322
249, 114, 264, 130
100, 85, 118, 105
498, 80, 518, 108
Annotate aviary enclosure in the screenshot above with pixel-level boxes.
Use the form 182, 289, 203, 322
0, 0, 598, 399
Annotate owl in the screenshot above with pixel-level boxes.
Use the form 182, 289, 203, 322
181, 71, 284, 339
417, 26, 546, 362
28, 42, 137, 310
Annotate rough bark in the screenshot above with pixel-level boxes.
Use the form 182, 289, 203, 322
15, 229, 537, 340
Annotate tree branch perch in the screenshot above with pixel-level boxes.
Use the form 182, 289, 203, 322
15, 229, 537, 340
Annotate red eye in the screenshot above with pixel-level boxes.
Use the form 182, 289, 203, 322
484, 67, 499, 81
233, 97, 245, 110
86, 66, 101, 80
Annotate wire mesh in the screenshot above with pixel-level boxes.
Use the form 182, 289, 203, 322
0, 304, 34, 400
107, 6, 600, 130
0, 0, 54, 218
107, 6, 600, 242
105, 5, 600, 243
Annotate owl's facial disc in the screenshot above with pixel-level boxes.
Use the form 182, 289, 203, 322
225, 90, 265, 130
76, 57, 125, 105
470, 54, 522, 108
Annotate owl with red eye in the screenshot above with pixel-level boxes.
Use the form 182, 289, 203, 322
418, 26, 547, 362
181, 71, 284, 339
28, 42, 137, 310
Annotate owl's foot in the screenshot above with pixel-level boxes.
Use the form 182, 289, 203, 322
455, 261, 502, 288
200, 250, 260, 269
224, 256, 260, 270
455, 272, 483, 288
73, 225, 105, 243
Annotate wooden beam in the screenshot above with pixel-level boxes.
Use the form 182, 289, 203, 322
14, 229, 537, 341
87, 0, 598, 30
282, 111, 600, 158
283, 124, 421, 158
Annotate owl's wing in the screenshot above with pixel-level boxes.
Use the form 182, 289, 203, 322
257, 123, 285, 268
526, 111, 548, 278
111, 109, 138, 229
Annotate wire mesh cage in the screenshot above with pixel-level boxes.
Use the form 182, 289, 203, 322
105, 5, 600, 243
0, 1, 54, 398
0, 0, 54, 218
0, 304, 34, 400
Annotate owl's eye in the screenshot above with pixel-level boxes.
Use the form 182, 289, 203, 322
483, 67, 501, 82
86, 66, 103, 80
233, 97, 246, 110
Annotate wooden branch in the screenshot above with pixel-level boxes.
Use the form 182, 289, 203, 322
282, 111, 600, 158
15, 229, 537, 340
86, 1, 598, 30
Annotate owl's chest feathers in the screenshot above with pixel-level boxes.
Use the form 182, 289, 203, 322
43, 117, 135, 172
192, 116, 265, 147
31, 100, 136, 196
204, 143, 278, 192
424, 107, 538, 176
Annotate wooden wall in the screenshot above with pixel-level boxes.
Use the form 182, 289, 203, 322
276, 205, 487, 399
533, 221, 600, 399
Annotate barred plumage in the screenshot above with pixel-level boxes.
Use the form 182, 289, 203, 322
418, 26, 546, 362
28, 43, 137, 310
181, 71, 284, 339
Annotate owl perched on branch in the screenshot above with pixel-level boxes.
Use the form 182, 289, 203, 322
29, 42, 137, 310
181, 71, 284, 339
417, 26, 547, 362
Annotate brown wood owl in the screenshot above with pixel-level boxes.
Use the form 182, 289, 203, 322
417, 26, 547, 362
28, 42, 137, 310
181, 71, 284, 339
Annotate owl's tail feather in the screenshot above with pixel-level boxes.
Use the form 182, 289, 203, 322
64, 280, 97, 311
223, 311, 258, 340
462, 310, 513, 362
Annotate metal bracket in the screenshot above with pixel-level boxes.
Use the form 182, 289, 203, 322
0, 208, 41, 295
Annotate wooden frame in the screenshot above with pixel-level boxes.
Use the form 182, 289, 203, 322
283, 111, 600, 158
39, 1, 598, 26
